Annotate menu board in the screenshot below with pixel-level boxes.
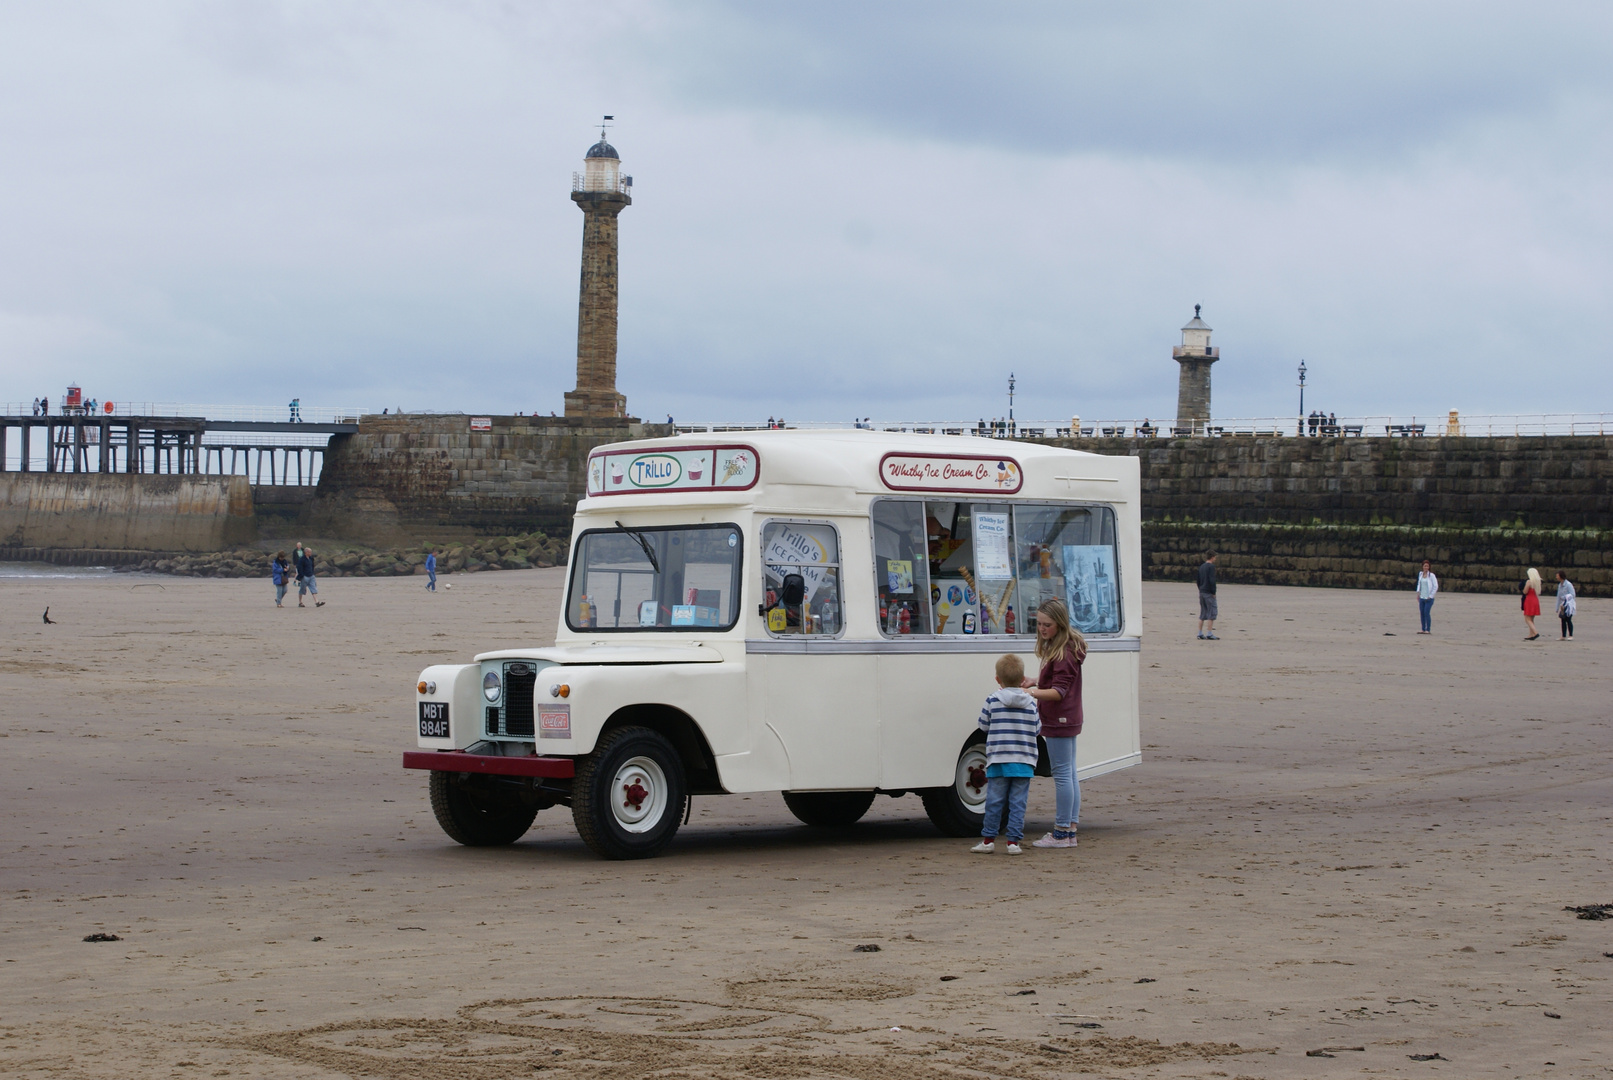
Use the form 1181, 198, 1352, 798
972, 513, 1012, 578
587, 445, 758, 496
1062, 544, 1120, 634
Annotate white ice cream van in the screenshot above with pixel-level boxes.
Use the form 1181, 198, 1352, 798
404, 430, 1142, 859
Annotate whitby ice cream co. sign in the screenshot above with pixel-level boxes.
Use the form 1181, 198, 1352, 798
878, 452, 1022, 494
586, 444, 759, 496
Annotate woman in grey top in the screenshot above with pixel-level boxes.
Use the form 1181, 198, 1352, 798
1555, 571, 1576, 640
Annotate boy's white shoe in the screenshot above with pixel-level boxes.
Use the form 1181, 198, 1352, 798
970, 840, 994, 854
1004, 842, 1023, 855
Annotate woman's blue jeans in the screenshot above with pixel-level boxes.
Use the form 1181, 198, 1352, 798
1418, 597, 1434, 632
1045, 735, 1080, 828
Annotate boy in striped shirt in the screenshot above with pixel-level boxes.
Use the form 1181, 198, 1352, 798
971, 654, 1042, 855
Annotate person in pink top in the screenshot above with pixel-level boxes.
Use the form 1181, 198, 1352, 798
1022, 598, 1086, 848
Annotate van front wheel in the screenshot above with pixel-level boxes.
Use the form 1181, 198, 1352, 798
921, 742, 989, 837
572, 726, 687, 860
429, 771, 539, 846
783, 791, 876, 828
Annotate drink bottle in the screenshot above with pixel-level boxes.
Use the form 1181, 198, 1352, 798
1006, 604, 1016, 634
898, 604, 911, 634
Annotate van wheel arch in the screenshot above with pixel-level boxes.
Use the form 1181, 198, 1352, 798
600, 704, 724, 796
921, 733, 989, 837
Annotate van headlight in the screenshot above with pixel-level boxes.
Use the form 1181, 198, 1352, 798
483, 671, 501, 702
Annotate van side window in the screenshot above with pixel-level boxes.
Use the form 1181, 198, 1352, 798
871, 501, 933, 635
761, 521, 842, 635
874, 499, 1122, 637
926, 501, 1024, 635
1013, 505, 1121, 634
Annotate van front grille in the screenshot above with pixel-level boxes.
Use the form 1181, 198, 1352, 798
503, 662, 537, 738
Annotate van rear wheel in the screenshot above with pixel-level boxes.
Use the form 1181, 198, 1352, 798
572, 726, 687, 860
921, 741, 989, 837
429, 770, 539, 846
783, 791, 876, 828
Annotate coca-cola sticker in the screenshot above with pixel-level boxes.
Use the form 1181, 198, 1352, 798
878, 452, 1023, 495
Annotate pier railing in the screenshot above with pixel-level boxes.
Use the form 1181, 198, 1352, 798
3, 402, 369, 424
674, 413, 1613, 439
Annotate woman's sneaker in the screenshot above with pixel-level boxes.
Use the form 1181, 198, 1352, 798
1032, 830, 1078, 848
970, 840, 994, 854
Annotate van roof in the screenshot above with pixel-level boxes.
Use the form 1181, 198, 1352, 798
580, 429, 1133, 513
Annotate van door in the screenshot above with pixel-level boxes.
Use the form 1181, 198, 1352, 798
755, 520, 879, 790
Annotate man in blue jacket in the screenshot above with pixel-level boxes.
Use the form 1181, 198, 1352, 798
425, 550, 438, 592
1196, 552, 1218, 640
296, 544, 324, 608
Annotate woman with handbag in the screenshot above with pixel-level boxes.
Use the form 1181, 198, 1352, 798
1520, 567, 1542, 641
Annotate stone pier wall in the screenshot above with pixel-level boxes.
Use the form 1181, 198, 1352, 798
1041, 433, 1613, 529
0, 474, 255, 552
1032, 434, 1613, 594
306, 414, 673, 544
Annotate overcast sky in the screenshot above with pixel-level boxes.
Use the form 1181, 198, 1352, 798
1, 1, 1609, 423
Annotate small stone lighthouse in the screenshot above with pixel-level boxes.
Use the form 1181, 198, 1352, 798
564, 124, 633, 420
1173, 305, 1218, 435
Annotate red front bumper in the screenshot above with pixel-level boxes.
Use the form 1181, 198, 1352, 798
402, 750, 576, 778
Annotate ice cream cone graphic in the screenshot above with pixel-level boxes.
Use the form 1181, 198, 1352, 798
719, 451, 750, 485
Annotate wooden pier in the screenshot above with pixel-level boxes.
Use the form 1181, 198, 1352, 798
0, 415, 358, 485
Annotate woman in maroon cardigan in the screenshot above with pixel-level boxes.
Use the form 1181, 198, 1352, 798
1021, 598, 1086, 848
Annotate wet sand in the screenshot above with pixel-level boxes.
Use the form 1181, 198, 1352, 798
1, 571, 1608, 1078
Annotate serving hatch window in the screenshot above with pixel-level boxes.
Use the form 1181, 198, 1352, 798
872, 499, 1121, 637
567, 523, 742, 631
761, 521, 842, 636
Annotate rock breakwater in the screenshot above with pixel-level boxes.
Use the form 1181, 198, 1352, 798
107, 531, 569, 579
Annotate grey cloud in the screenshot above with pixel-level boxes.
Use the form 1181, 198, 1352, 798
630, 2, 1613, 163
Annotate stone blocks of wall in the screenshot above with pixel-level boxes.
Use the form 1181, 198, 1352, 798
0, 474, 255, 551
1045, 434, 1613, 529
308, 414, 673, 540
1144, 521, 1609, 596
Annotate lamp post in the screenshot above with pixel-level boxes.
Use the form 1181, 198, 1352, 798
1297, 360, 1307, 436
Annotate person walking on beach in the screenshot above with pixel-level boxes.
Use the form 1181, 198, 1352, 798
1555, 571, 1576, 640
1520, 567, 1542, 640
1416, 559, 1439, 634
271, 551, 290, 608
1197, 552, 1219, 640
1025, 597, 1086, 849
970, 654, 1041, 856
425, 550, 438, 592
295, 544, 324, 608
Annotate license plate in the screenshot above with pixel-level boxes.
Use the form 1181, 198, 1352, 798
418, 701, 450, 739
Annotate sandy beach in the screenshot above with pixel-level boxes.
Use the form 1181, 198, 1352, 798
1, 569, 1608, 1079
